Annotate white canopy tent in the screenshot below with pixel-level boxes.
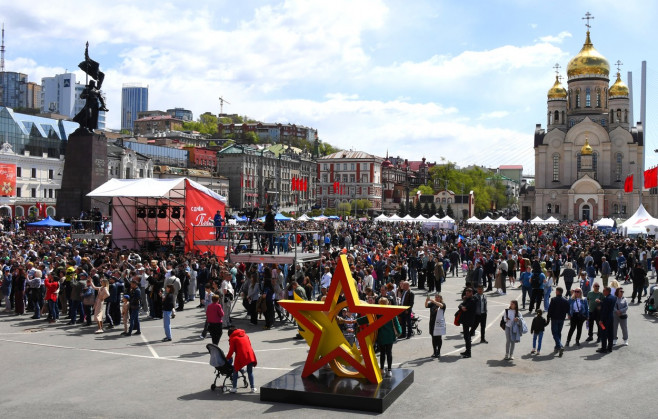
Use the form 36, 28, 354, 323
619, 204, 658, 235
593, 217, 614, 228
545, 216, 559, 225
530, 216, 546, 224
480, 216, 494, 224
427, 215, 441, 222
388, 214, 403, 222
401, 214, 416, 222
440, 215, 455, 223
494, 216, 508, 225
508, 216, 522, 224
374, 214, 389, 222
415, 215, 428, 222
296, 214, 311, 222
466, 216, 480, 224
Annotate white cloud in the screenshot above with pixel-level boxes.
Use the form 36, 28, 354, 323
478, 111, 510, 120
538, 31, 572, 44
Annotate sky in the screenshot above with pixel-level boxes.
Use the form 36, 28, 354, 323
2, 0, 657, 175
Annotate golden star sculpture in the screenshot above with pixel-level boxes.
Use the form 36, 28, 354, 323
278, 255, 407, 384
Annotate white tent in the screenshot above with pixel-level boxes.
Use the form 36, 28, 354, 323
467, 216, 480, 224
415, 215, 428, 222
388, 214, 403, 222
619, 204, 658, 235
593, 217, 614, 227
427, 215, 441, 222
402, 214, 416, 222
87, 177, 227, 253
374, 214, 389, 222
494, 216, 508, 225
530, 216, 546, 224
441, 215, 455, 223
545, 216, 559, 224
508, 216, 522, 224
313, 215, 328, 221
296, 214, 311, 221
480, 216, 494, 224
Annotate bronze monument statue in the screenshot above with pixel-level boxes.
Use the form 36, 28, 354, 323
72, 42, 108, 132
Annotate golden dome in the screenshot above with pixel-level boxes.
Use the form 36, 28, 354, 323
547, 76, 567, 99
567, 31, 609, 79
581, 138, 593, 155
609, 72, 629, 97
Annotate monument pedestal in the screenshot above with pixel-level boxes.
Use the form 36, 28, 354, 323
56, 129, 108, 220
260, 366, 413, 413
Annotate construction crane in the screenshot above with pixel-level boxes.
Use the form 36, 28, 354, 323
218, 96, 231, 115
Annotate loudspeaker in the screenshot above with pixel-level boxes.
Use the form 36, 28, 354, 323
157, 205, 168, 219
137, 207, 146, 219
147, 207, 157, 218
171, 207, 181, 219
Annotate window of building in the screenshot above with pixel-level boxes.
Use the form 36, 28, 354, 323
593, 152, 598, 179
351, 163, 355, 171
15, 206, 24, 217
16, 187, 21, 197
322, 174, 328, 183
48, 189, 53, 198
604, 88, 608, 108
601, 119, 606, 127
622, 205, 627, 214
553, 154, 560, 182
342, 174, 348, 182
48, 169, 54, 179
16, 167, 21, 178
323, 164, 328, 171
569, 119, 575, 128
349, 174, 355, 183
555, 204, 560, 214
139, 169, 144, 178
361, 174, 368, 182
547, 203, 552, 214
585, 87, 591, 107
624, 109, 629, 123
31, 188, 36, 198
343, 163, 347, 171
447, 198, 452, 204
596, 89, 601, 107
31, 168, 37, 178
554, 110, 559, 123
575, 89, 580, 108
568, 89, 572, 109
615, 153, 622, 181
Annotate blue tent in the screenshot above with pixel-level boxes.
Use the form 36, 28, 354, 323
327, 215, 340, 220
27, 216, 71, 227
232, 214, 248, 222
275, 213, 292, 221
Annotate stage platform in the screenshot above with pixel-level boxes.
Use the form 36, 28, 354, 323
227, 251, 320, 264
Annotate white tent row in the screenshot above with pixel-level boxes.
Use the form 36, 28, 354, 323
374, 214, 456, 223
467, 215, 523, 224
529, 216, 559, 225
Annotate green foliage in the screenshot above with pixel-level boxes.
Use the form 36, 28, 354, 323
337, 202, 351, 215
413, 199, 422, 217
446, 203, 454, 218
182, 112, 218, 136
350, 199, 372, 215
243, 131, 259, 144
411, 185, 434, 196
318, 142, 341, 156
430, 202, 437, 216
437, 205, 445, 218
422, 202, 430, 215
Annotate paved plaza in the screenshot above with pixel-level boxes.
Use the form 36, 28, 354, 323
1, 272, 656, 418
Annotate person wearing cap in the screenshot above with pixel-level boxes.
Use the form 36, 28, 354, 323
226, 327, 258, 393
126, 279, 141, 336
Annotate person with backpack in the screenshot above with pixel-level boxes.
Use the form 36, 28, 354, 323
529, 266, 545, 313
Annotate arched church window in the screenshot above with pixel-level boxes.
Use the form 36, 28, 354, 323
555, 204, 560, 214
615, 153, 623, 182
554, 110, 559, 122
548, 111, 552, 125
568, 89, 572, 109
547, 203, 552, 214
616, 109, 621, 122
613, 203, 618, 214
586, 87, 591, 107
604, 88, 608, 108
610, 110, 614, 122
576, 89, 580, 108
553, 154, 560, 182
624, 109, 628, 123
596, 88, 601, 107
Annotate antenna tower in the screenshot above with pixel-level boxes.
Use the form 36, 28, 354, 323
1, 23, 5, 72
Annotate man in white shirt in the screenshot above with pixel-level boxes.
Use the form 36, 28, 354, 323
321, 267, 332, 289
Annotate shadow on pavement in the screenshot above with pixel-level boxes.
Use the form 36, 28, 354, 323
486, 359, 515, 367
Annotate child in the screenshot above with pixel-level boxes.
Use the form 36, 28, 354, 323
530, 309, 547, 355
120, 294, 130, 335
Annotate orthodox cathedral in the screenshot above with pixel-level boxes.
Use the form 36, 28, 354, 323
520, 17, 644, 221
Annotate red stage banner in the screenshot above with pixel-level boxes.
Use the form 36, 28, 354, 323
0, 163, 17, 197
624, 174, 633, 192
644, 167, 658, 189
184, 180, 226, 257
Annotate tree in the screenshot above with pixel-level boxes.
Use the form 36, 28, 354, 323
411, 184, 434, 196
337, 202, 351, 216
437, 205, 445, 218
430, 202, 437, 216
398, 202, 407, 217
422, 202, 430, 215
243, 131, 259, 144
318, 142, 341, 156
446, 203, 454, 218
351, 199, 372, 216
413, 199, 422, 217
182, 112, 219, 137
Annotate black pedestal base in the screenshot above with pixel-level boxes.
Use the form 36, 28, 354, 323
260, 366, 413, 413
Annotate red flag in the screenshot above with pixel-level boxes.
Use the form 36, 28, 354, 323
644, 167, 658, 189
624, 174, 633, 192
579, 220, 588, 226
292, 176, 296, 191
240, 173, 244, 188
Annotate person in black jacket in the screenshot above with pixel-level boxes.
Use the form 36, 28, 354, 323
162, 284, 175, 342
263, 205, 276, 254
459, 288, 477, 358
547, 287, 570, 357
597, 287, 616, 353
398, 281, 415, 339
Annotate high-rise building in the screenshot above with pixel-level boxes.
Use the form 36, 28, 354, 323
41, 73, 77, 116
0, 71, 27, 108
25, 82, 41, 110
121, 83, 148, 132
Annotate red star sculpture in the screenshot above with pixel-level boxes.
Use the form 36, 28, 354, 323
278, 255, 407, 384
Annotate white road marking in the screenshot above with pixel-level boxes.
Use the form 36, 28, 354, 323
140, 331, 160, 358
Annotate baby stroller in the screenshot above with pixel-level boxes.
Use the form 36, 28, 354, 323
206, 344, 248, 393
644, 288, 658, 315
409, 312, 422, 336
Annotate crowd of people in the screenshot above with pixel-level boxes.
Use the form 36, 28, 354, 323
1, 217, 657, 389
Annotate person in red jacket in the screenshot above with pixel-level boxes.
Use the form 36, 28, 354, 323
44, 273, 60, 323
226, 327, 257, 393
